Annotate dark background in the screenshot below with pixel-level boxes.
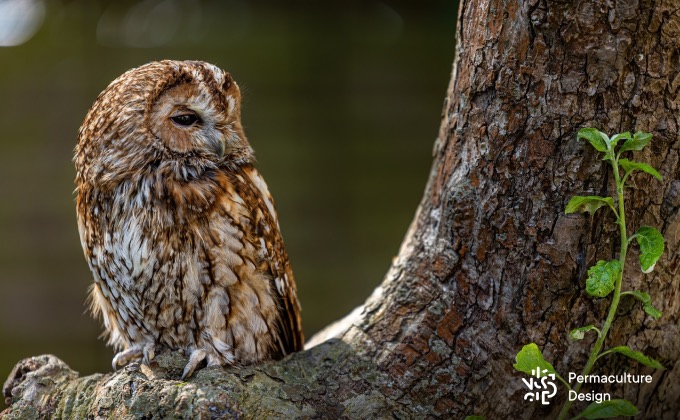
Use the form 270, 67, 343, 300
0, 0, 455, 399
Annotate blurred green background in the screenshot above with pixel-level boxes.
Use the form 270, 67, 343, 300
0, 0, 455, 396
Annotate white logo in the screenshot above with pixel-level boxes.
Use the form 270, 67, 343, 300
522, 368, 558, 405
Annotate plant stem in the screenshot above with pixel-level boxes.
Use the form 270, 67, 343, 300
557, 159, 628, 419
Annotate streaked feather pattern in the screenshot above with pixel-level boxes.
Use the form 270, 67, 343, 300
75, 60, 303, 378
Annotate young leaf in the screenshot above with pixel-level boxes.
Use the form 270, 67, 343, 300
643, 303, 663, 319
578, 128, 608, 152
618, 158, 662, 181
636, 226, 664, 273
618, 131, 652, 154
624, 290, 651, 303
565, 196, 615, 216
513, 343, 558, 376
609, 131, 631, 149
576, 399, 639, 419
603, 346, 665, 369
569, 325, 599, 340
585, 260, 621, 298
623, 291, 662, 319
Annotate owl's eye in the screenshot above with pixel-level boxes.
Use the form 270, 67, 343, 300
171, 113, 200, 127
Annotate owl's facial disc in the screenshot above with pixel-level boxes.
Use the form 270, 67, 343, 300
166, 108, 225, 158
150, 84, 229, 159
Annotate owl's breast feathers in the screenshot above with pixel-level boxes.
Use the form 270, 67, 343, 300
76, 162, 303, 363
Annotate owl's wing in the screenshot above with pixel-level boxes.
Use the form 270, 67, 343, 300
233, 165, 304, 355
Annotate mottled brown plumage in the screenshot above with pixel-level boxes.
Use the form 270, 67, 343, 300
74, 60, 303, 378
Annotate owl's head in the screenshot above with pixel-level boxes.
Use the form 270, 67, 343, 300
76, 60, 252, 188
145, 61, 250, 161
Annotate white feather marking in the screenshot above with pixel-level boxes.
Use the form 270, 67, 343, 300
249, 315, 267, 335
232, 193, 245, 205
247, 170, 277, 219
259, 237, 267, 258
275, 277, 285, 294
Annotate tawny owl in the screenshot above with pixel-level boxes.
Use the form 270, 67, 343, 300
74, 60, 303, 379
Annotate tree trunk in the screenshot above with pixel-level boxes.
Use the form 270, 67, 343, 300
3, 1, 680, 418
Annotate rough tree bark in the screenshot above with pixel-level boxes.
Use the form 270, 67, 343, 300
3, 1, 680, 418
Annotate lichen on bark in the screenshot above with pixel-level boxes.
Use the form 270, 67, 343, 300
3, 340, 415, 419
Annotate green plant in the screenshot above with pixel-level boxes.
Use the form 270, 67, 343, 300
513, 129, 666, 419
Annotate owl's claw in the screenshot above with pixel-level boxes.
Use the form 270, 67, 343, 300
181, 348, 208, 380
112, 347, 143, 371
142, 343, 156, 365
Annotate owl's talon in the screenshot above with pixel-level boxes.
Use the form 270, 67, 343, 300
181, 349, 208, 380
112, 347, 143, 371
142, 343, 156, 365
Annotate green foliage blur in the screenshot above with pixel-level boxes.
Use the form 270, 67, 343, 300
0, 0, 455, 394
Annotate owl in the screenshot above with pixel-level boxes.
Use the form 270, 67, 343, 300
74, 60, 303, 379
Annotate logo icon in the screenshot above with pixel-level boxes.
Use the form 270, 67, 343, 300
522, 368, 558, 405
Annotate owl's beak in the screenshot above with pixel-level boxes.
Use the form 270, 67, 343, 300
205, 134, 225, 158
214, 138, 226, 158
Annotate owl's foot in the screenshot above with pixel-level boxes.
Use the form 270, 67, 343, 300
142, 343, 156, 365
112, 343, 156, 371
112, 347, 142, 371
181, 348, 207, 380
181, 346, 235, 379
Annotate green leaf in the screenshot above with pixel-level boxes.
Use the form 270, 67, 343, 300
604, 346, 665, 369
513, 343, 558, 376
623, 291, 662, 319
619, 131, 652, 154
577, 399, 639, 419
565, 196, 615, 216
585, 260, 621, 298
636, 226, 664, 273
619, 158, 662, 181
643, 303, 663, 319
609, 131, 631, 149
625, 290, 650, 303
569, 325, 598, 340
464, 417, 485, 420
578, 128, 608, 152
